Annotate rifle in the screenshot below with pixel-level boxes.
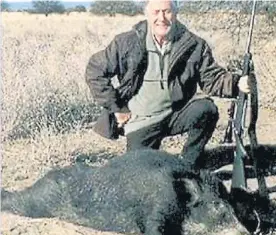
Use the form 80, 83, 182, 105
223, 0, 269, 198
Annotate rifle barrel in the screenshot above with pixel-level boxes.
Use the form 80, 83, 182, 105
245, 0, 257, 54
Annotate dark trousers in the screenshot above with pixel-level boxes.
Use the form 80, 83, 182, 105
126, 98, 219, 169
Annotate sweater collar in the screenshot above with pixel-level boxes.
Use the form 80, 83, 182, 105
133, 19, 187, 44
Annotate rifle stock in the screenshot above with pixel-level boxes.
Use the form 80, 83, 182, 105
231, 90, 248, 190
231, 131, 248, 189
230, 54, 252, 190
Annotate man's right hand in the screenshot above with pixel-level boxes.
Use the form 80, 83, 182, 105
114, 112, 131, 128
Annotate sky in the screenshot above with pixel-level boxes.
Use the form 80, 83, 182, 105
4, 1, 93, 10
4, 0, 141, 2
3, 0, 145, 11
5, 0, 91, 2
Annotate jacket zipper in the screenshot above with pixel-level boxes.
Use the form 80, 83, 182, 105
135, 28, 195, 91
158, 52, 165, 90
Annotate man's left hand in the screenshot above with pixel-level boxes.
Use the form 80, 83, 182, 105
238, 75, 251, 94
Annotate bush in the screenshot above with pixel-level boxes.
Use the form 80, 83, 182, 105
179, 1, 249, 13
74, 5, 86, 12
1, 1, 10, 12
179, 1, 276, 14
67, 5, 86, 14
90, 1, 143, 16
31, 1, 65, 16
5, 90, 101, 141
178, 1, 276, 28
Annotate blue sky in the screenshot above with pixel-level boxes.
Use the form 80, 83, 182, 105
5, 0, 91, 2
4, 0, 143, 10
4, 1, 93, 10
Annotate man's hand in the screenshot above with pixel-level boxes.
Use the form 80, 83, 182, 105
114, 112, 131, 128
238, 75, 251, 94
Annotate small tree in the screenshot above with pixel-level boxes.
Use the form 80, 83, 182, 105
90, 1, 143, 16
1, 1, 10, 12
66, 5, 86, 14
74, 5, 86, 12
32, 1, 65, 16
116, 1, 143, 16
90, 1, 115, 16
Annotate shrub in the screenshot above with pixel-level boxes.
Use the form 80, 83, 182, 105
4, 90, 101, 141
179, 1, 276, 15
31, 1, 65, 16
1, 1, 10, 12
90, 1, 143, 16
67, 5, 86, 14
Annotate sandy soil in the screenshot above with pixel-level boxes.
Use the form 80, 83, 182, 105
1, 12, 276, 235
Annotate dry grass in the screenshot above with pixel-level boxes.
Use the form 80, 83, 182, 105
1, 11, 276, 235
2, 12, 276, 141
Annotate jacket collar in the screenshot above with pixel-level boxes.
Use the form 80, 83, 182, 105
146, 26, 172, 54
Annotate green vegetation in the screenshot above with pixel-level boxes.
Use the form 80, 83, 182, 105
66, 5, 87, 14
90, 1, 143, 16
1, 1, 10, 12
30, 1, 65, 16
179, 1, 276, 24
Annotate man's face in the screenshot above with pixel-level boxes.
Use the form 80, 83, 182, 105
146, 0, 176, 40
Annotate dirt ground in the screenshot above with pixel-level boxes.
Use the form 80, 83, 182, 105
1, 12, 276, 235
2, 110, 276, 235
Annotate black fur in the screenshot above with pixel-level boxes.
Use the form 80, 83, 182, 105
2, 147, 276, 235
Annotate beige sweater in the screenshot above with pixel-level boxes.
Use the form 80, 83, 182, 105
124, 29, 173, 135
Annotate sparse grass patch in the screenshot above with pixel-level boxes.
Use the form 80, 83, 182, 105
4, 90, 101, 140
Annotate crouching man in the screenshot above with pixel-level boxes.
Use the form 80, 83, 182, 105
85, 0, 250, 171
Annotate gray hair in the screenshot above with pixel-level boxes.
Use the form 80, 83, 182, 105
144, 0, 179, 15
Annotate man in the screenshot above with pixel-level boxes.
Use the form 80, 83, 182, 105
85, 0, 250, 170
